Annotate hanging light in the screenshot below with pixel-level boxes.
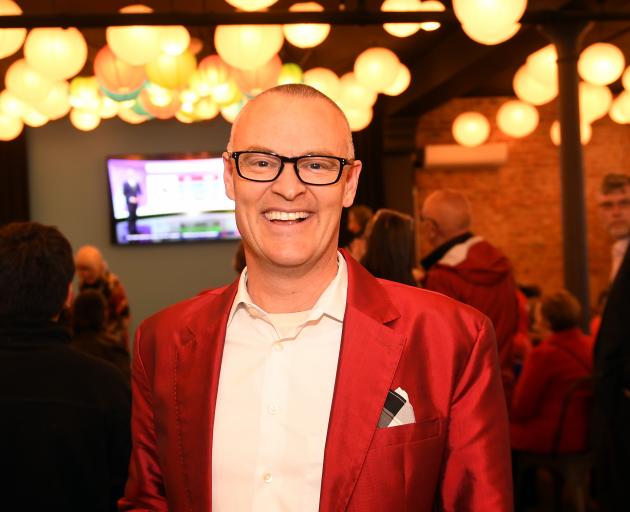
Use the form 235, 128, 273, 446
303, 67, 340, 100
138, 88, 180, 119
191, 55, 232, 98
106, 5, 162, 66
0, 112, 23, 140
338, 72, 378, 110
0, 0, 26, 59
69, 76, 101, 111
0, 89, 26, 118
550, 120, 592, 146
221, 99, 248, 124
193, 97, 220, 120
338, 101, 373, 131
118, 106, 150, 124
70, 108, 100, 131
225, 0, 279, 11
578, 43, 625, 86
496, 100, 539, 138
145, 50, 197, 90
381, 0, 422, 38
461, 20, 520, 45
381, 63, 411, 96
609, 93, 630, 124
453, 0, 525, 45
21, 106, 48, 128
215, 24, 284, 71
452, 111, 490, 147
354, 47, 400, 93
513, 65, 558, 106
277, 63, 304, 85
579, 81, 612, 123
419, 1, 445, 32
210, 79, 242, 106
24, 28, 87, 81
622, 66, 630, 91
5, 59, 52, 103
525, 44, 557, 86
94, 45, 147, 98
99, 96, 119, 119
159, 26, 190, 57
175, 109, 197, 123
188, 37, 203, 56
34, 80, 71, 120
231, 55, 282, 97
283, 2, 330, 48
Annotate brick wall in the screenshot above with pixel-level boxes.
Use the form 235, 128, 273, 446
414, 96, 630, 309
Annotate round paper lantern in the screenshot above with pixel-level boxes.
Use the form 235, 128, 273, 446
453, 0, 526, 28
525, 44, 557, 86
277, 63, 304, 85
70, 76, 101, 111
106, 5, 161, 66
283, 2, 330, 49
194, 97, 219, 120
34, 80, 71, 120
550, 120, 591, 146
220, 100, 247, 124
354, 47, 400, 92
143, 83, 174, 107
225, 0, 279, 11
303, 67, 340, 99
622, 66, 630, 91
419, 1, 445, 32
0, 89, 26, 118
21, 106, 48, 128
179, 88, 199, 104
0, 112, 23, 140
452, 111, 490, 147
5, 59, 52, 103
609, 93, 630, 124
496, 100, 539, 138
232, 55, 282, 96
382, 63, 411, 96
138, 87, 180, 119
215, 24, 284, 71
70, 108, 100, 131
461, 20, 520, 45
159, 26, 190, 56
513, 65, 558, 105
579, 81, 612, 123
99, 96, 119, 119
578, 43, 625, 86
24, 28, 87, 81
118, 106, 150, 124
338, 72, 378, 109
338, 102, 373, 132
381, 0, 422, 38
191, 55, 232, 97
146, 50, 196, 90
210, 79, 242, 106
100, 84, 143, 102
94, 45, 147, 96
0, 0, 26, 59
175, 109, 197, 123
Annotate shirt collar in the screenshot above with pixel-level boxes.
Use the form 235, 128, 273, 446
227, 252, 348, 326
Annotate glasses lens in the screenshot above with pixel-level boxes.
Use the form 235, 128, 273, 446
297, 156, 341, 185
238, 152, 282, 181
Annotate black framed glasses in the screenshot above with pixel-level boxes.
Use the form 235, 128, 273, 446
228, 150, 353, 186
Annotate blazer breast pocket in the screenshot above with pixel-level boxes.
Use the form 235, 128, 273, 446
369, 417, 442, 450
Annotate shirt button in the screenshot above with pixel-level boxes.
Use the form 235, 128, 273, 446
272, 341, 283, 352
267, 404, 278, 415
263, 473, 273, 483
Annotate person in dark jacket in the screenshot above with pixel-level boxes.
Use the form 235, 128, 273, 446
0, 221, 131, 512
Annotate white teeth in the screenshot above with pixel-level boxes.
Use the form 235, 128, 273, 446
265, 211, 309, 221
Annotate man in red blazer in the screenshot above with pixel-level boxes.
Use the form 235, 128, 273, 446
120, 84, 512, 511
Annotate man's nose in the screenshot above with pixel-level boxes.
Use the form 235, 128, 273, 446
270, 162, 306, 200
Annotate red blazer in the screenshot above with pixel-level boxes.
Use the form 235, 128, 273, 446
511, 328, 593, 454
120, 253, 513, 511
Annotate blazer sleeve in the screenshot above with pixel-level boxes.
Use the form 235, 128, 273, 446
118, 326, 168, 512
439, 317, 514, 511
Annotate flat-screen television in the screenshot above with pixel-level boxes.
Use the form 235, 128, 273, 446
106, 152, 240, 245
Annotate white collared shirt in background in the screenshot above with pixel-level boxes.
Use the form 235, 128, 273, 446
610, 237, 629, 282
212, 254, 348, 511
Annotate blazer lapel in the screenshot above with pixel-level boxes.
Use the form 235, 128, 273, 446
319, 254, 406, 512
172, 281, 238, 511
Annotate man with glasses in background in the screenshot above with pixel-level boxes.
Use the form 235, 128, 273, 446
120, 84, 512, 511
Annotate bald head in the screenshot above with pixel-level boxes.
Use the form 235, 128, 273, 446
75, 245, 105, 286
422, 189, 472, 248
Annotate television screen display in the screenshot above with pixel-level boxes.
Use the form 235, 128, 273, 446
106, 152, 239, 245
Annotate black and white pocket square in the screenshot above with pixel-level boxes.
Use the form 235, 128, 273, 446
378, 387, 415, 428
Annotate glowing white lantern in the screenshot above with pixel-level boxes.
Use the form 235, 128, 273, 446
354, 47, 400, 93
0, 0, 26, 59
34, 80, 71, 120
221, 99, 248, 124
278, 63, 304, 85
461, 20, 520, 45
24, 28, 87, 81
21, 106, 48, 128
452, 111, 490, 147
145, 50, 197, 90
609, 93, 630, 124
381, 0, 422, 38
69, 76, 101, 111
215, 24, 284, 71
118, 106, 150, 124
106, 5, 162, 66
159, 26, 190, 56
496, 100, 539, 138
70, 108, 101, 131
194, 97, 219, 120
513, 65, 558, 106
0, 89, 26, 118
303, 67, 340, 99
225, 0, 279, 11
550, 120, 592, 146
419, 1, 445, 31
283, 2, 330, 49
579, 81, 612, 123
526, 44, 557, 86
99, 96, 119, 119
5, 59, 52, 103
0, 112, 23, 140
578, 43, 625, 86
454, 0, 525, 45
339, 102, 373, 131
338, 72, 378, 109
382, 63, 411, 96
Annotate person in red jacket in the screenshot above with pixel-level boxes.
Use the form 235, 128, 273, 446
511, 290, 593, 454
420, 189, 519, 404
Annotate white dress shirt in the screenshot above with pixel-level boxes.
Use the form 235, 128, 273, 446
610, 237, 629, 282
212, 254, 347, 511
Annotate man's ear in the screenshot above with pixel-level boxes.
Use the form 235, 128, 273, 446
223, 152, 236, 201
64, 282, 73, 309
342, 160, 362, 208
